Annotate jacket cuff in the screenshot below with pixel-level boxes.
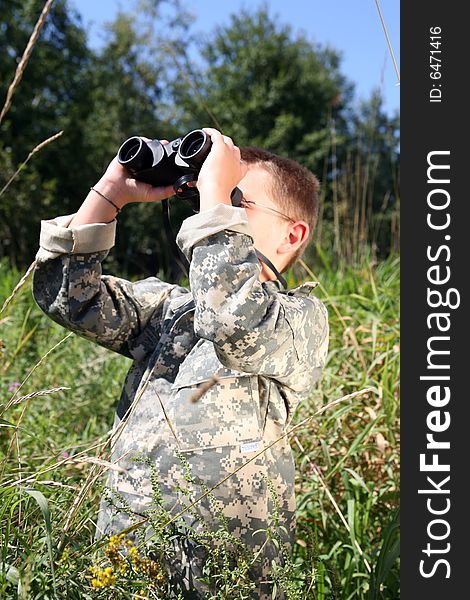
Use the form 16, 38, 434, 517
176, 203, 254, 260
36, 214, 117, 261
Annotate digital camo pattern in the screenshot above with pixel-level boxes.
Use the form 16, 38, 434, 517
33, 220, 328, 599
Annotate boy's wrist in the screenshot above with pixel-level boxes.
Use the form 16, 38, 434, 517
94, 176, 129, 210
198, 185, 232, 212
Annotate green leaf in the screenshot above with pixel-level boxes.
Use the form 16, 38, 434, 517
24, 489, 56, 594
344, 467, 370, 493
347, 498, 356, 548
368, 508, 400, 599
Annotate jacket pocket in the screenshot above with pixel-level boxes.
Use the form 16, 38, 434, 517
170, 341, 262, 452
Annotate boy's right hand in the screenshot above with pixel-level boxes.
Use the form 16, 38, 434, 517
197, 128, 247, 212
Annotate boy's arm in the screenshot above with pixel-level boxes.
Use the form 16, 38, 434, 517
32, 215, 181, 359
176, 204, 329, 395
32, 154, 178, 359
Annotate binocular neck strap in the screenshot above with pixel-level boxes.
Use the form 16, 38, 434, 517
162, 199, 190, 276
231, 188, 287, 288
255, 249, 287, 289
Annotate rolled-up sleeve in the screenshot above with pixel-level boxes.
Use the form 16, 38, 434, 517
33, 215, 176, 358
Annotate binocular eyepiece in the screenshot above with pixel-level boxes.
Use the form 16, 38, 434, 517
117, 130, 213, 208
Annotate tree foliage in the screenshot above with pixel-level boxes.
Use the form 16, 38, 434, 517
173, 8, 354, 174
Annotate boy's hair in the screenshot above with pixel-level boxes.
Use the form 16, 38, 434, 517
240, 147, 320, 270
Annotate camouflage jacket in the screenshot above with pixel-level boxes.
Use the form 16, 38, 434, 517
32, 203, 329, 598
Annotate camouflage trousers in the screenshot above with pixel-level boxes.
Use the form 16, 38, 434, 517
95, 443, 296, 599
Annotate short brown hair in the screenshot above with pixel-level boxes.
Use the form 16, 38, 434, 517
240, 147, 320, 269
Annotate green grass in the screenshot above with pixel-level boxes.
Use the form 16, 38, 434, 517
0, 255, 399, 599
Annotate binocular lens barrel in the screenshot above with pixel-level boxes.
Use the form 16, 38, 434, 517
117, 129, 213, 191
179, 130, 212, 168
118, 137, 153, 172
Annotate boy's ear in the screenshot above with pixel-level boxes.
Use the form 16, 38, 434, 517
277, 221, 309, 255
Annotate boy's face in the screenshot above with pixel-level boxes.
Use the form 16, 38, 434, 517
237, 165, 295, 281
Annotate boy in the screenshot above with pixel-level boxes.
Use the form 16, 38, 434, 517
32, 128, 329, 598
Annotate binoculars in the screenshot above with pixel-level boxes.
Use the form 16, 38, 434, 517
117, 129, 242, 210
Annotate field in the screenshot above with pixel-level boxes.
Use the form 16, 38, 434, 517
0, 253, 399, 599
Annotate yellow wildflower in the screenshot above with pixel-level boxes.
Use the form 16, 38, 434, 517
105, 533, 127, 568
89, 565, 117, 588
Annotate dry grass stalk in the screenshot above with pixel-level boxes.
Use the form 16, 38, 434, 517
70, 456, 127, 474
150, 380, 181, 445
1, 333, 74, 473
56, 376, 156, 543
7, 386, 70, 407
374, 0, 400, 84
314, 139, 331, 245
4, 332, 73, 402
330, 118, 340, 256
57, 372, 221, 542
57, 376, 154, 545
6, 438, 109, 487
107, 378, 152, 454
0, 0, 54, 123
190, 375, 220, 402
28, 480, 76, 490
344, 325, 367, 372
58, 467, 107, 552
0, 130, 64, 198
0, 0, 56, 125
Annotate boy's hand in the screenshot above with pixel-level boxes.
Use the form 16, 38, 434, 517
68, 139, 175, 228
96, 139, 175, 209
197, 128, 247, 211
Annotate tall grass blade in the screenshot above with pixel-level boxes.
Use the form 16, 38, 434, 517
368, 508, 400, 599
24, 489, 57, 594
374, 0, 400, 84
0, 132, 64, 200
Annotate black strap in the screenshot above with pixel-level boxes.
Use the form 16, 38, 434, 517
255, 249, 287, 289
161, 199, 190, 277
231, 188, 287, 288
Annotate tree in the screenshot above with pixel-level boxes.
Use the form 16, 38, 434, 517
0, 2, 399, 271
0, 0, 92, 264
314, 90, 400, 263
172, 9, 399, 263
172, 8, 354, 175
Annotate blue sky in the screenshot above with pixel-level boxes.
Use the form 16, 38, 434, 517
70, 0, 400, 117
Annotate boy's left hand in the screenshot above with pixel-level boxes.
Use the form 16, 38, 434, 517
197, 128, 247, 211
